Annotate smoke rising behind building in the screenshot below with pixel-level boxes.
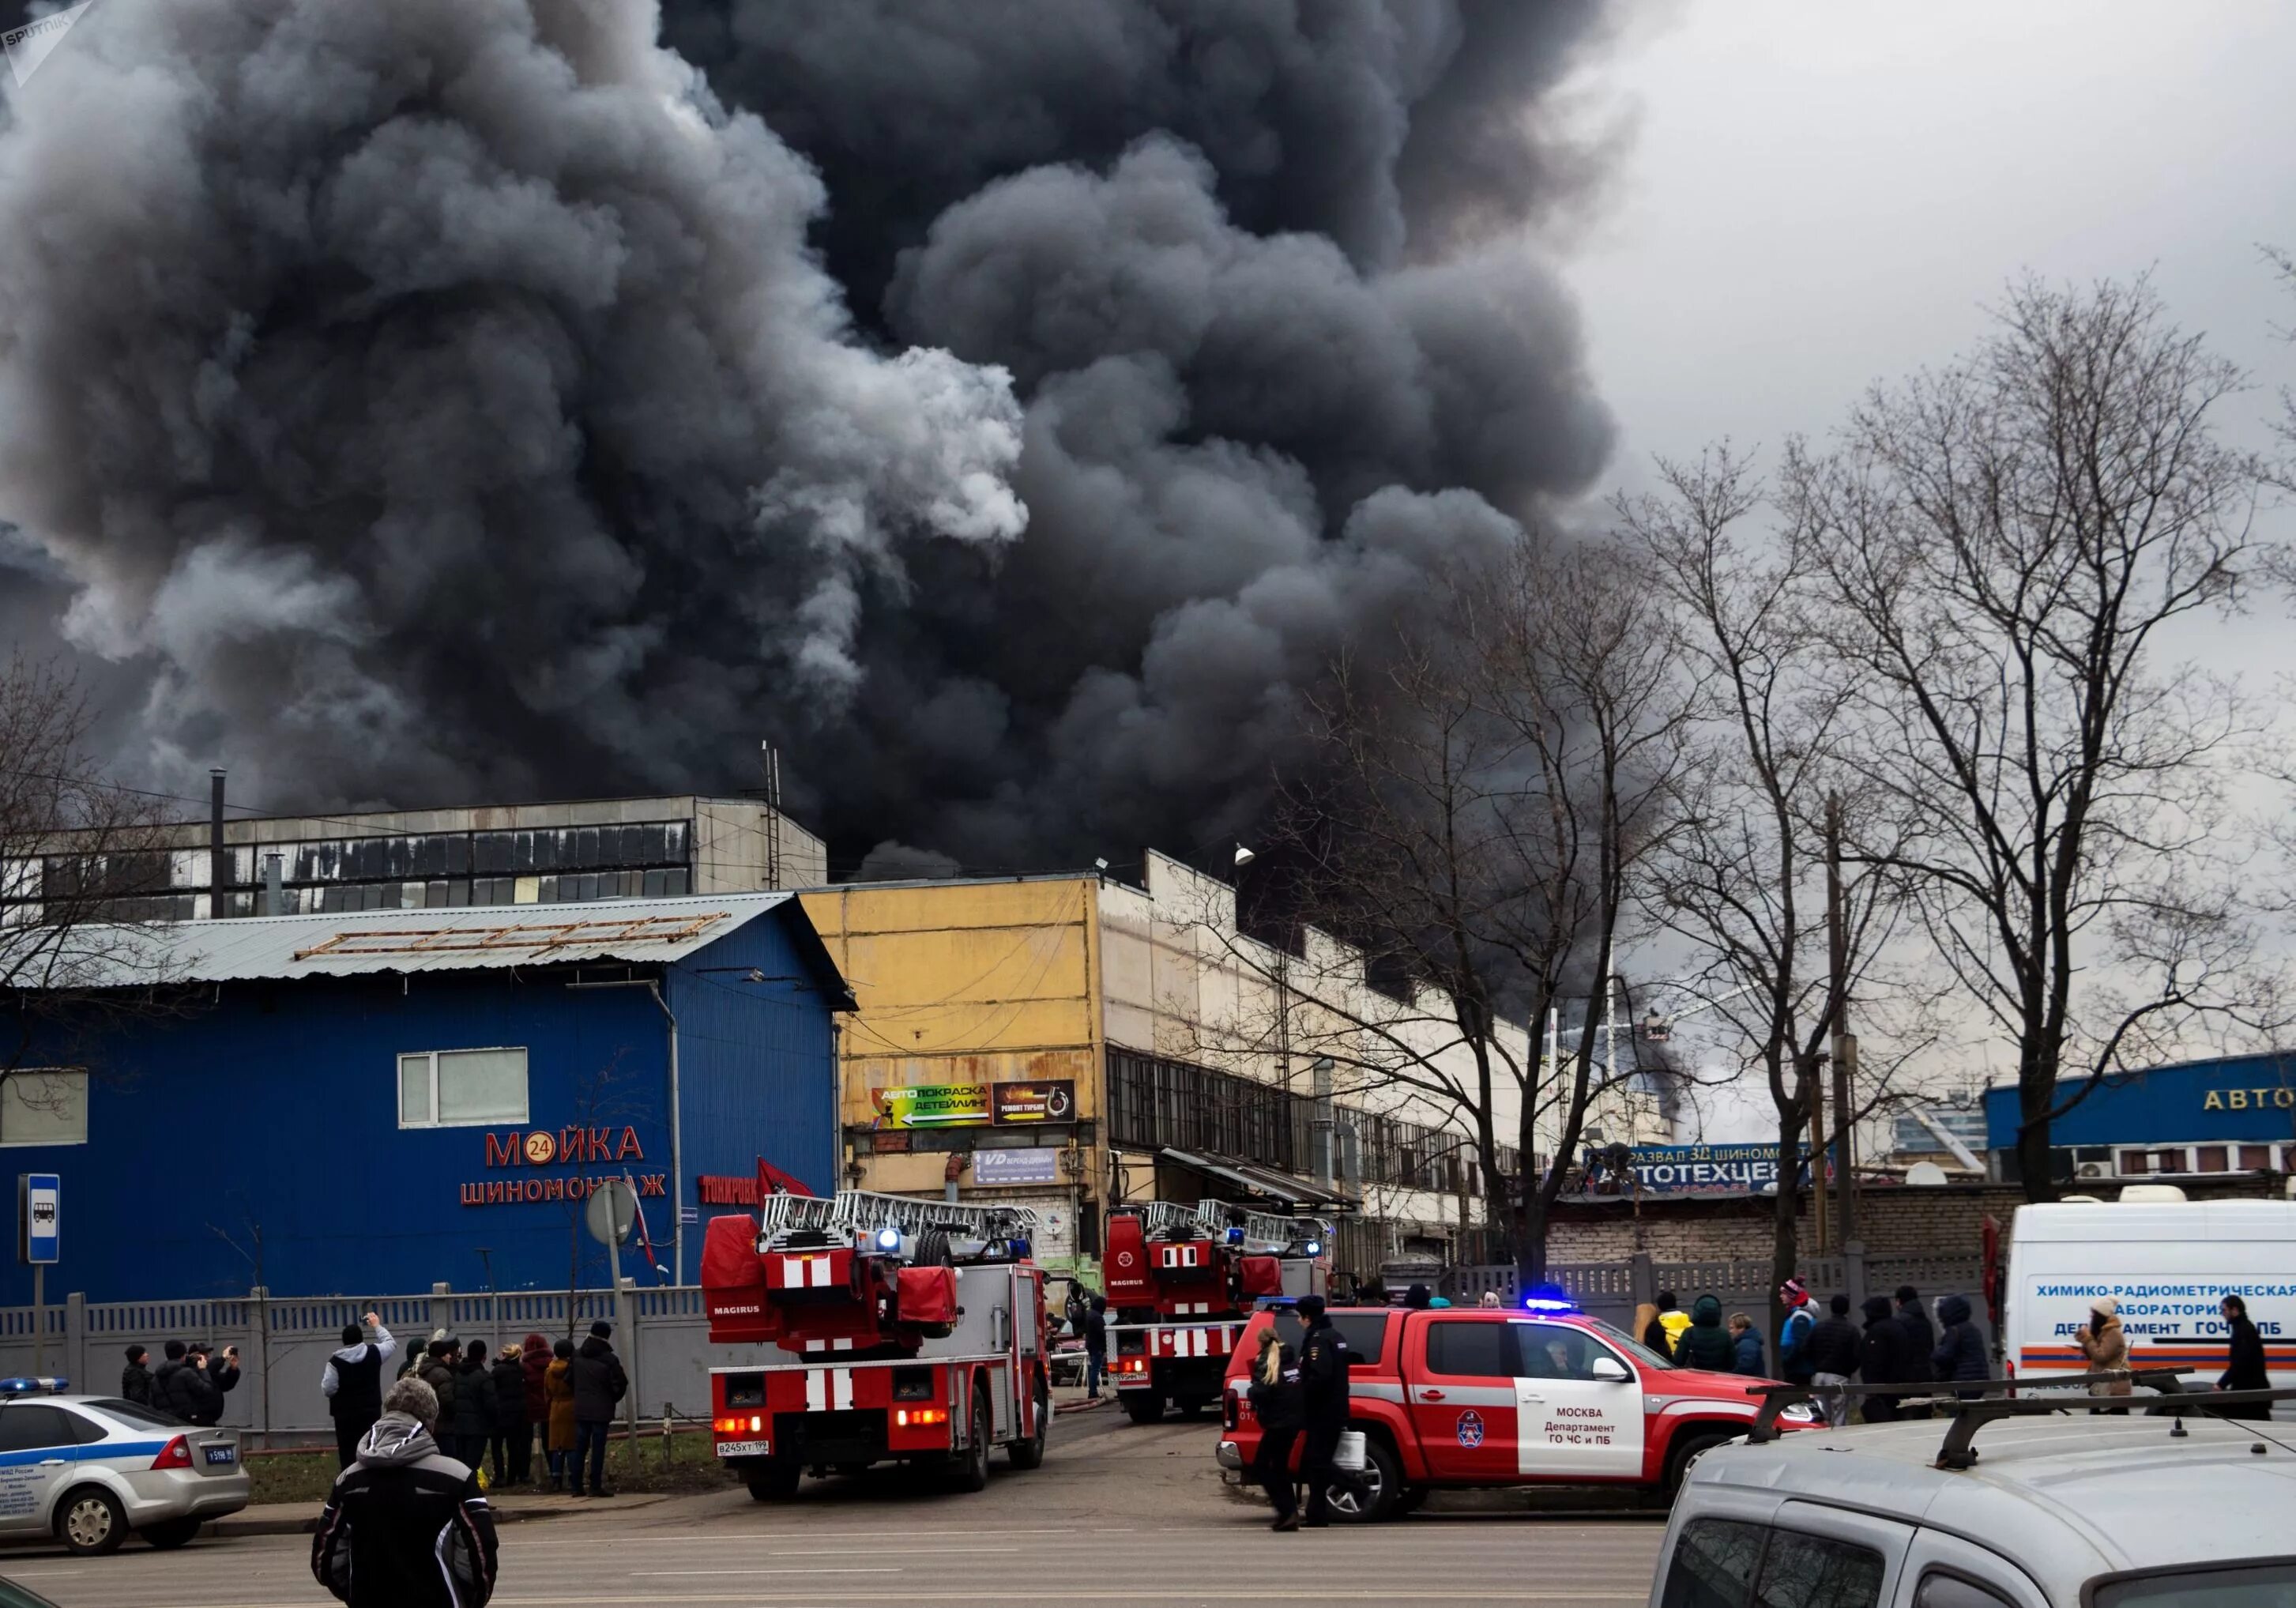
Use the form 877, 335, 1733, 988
0, 0, 1621, 872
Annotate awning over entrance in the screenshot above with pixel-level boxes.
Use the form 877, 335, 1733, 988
1157, 1147, 1355, 1214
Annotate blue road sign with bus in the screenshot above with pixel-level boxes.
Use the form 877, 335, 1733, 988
20, 1175, 58, 1265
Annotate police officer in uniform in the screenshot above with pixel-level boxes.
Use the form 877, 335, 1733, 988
1293, 1296, 1364, 1526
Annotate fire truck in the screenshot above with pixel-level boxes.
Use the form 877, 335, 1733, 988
1105, 1200, 1328, 1425
699, 1189, 1052, 1499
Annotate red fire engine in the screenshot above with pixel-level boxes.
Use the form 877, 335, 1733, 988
1105, 1201, 1328, 1425
700, 1189, 1051, 1499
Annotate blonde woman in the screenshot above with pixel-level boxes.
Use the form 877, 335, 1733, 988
1245, 1325, 1304, 1531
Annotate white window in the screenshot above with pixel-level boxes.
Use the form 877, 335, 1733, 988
397, 1048, 527, 1128
0, 1070, 88, 1146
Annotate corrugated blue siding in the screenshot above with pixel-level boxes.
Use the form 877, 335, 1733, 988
1984, 1053, 2296, 1150
666, 907, 839, 1241
1, 905, 841, 1304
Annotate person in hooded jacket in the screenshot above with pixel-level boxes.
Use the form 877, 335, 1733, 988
1645, 1291, 1691, 1355
488, 1343, 530, 1486
1893, 1287, 1936, 1414
1805, 1295, 1864, 1427
1776, 1281, 1818, 1386
121, 1345, 155, 1407
1930, 1294, 1989, 1395
1671, 1295, 1737, 1371
2216, 1295, 2272, 1420
311, 1375, 499, 1608
2075, 1297, 2131, 1413
419, 1341, 462, 1451
1858, 1296, 1915, 1422
518, 1335, 552, 1486
156, 1340, 225, 1424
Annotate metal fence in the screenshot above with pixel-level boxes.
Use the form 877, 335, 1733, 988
0, 1283, 761, 1449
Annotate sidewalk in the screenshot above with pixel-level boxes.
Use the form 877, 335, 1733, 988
213, 1489, 671, 1538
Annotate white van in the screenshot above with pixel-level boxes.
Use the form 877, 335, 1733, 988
2003, 1199, 2296, 1408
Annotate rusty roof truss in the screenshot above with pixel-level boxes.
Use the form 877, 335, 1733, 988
292, 912, 731, 963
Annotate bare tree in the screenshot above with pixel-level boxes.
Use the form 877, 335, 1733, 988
1, 653, 183, 1087
1782, 277, 2285, 1200
1242, 527, 1695, 1287
1622, 446, 1941, 1344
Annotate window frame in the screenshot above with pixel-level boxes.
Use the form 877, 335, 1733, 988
396, 1046, 529, 1129
2083, 1557, 2296, 1607
0, 1067, 90, 1148
1913, 1568, 2019, 1608
1425, 1316, 1517, 1380
1661, 1516, 1895, 1608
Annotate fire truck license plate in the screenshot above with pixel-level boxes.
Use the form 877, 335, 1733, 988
714, 1440, 770, 1459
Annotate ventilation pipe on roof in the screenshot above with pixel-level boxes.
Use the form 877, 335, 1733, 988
209, 769, 228, 920
262, 853, 284, 917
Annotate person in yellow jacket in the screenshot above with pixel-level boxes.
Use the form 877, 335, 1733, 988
1643, 1290, 1691, 1354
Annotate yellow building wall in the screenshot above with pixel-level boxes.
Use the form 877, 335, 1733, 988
797, 878, 1103, 1146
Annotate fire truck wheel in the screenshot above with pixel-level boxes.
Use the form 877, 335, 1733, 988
1007, 1373, 1050, 1471
1121, 1391, 1167, 1425
745, 1459, 801, 1502
952, 1393, 993, 1492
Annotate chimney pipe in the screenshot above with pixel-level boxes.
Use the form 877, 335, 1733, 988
262, 852, 284, 917
209, 769, 228, 920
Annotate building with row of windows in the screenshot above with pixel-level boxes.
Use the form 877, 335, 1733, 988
1982, 1052, 2296, 1187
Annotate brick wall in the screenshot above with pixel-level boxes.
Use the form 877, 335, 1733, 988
1542, 1176, 2281, 1263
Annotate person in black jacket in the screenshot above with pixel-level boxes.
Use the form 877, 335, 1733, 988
2216, 1294, 2272, 1420
1082, 1296, 1108, 1401
1672, 1295, 1737, 1372
1858, 1296, 1915, 1422
488, 1344, 531, 1486
453, 1343, 495, 1472
1244, 1326, 1304, 1531
1805, 1295, 1862, 1427
311, 1376, 499, 1608
1292, 1297, 1361, 1527
1930, 1294, 1990, 1395
568, 1322, 628, 1498
156, 1340, 225, 1425
190, 1343, 241, 1424
121, 1346, 155, 1407
322, 1315, 398, 1469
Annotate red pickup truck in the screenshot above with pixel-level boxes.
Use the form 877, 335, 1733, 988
1216, 1298, 1815, 1521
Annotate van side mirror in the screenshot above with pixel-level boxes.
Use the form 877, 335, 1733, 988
1589, 1356, 1631, 1383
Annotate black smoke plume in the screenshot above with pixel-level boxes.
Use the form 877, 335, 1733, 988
0, 0, 1619, 874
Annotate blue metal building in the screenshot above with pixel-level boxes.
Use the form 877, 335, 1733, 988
1, 894, 851, 1304
1983, 1051, 2296, 1182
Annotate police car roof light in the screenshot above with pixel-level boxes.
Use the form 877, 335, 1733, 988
0, 1376, 66, 1395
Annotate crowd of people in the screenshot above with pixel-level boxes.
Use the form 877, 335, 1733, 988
1635, 1281, 1985, 1425
119, 1339, 241, 1424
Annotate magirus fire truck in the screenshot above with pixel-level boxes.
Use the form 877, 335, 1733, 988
699, 1189, 1051, 1499
1105, 1200, 1328, 1424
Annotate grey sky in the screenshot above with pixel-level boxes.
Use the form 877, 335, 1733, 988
1564, 3, 2296, 1141
1571, 1, 2296, 489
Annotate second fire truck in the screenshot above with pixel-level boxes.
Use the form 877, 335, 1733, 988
699, 1189, 1051, 1499
1105, 1200, 1328, 1424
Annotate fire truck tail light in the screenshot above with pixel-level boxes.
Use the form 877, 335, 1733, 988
894, 1407, 948, 1428
1119, 1356, 1148, 1374
713, 1414, 766, 1436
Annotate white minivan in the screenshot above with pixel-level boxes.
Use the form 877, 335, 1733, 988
2002, 1198, 2296, 1408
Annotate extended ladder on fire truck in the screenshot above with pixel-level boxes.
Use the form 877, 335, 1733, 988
1104, 1199, 1329, 1425
700, 1188, 1051, 1501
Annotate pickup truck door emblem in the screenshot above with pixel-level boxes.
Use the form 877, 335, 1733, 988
1456, 1410, 1485, 1448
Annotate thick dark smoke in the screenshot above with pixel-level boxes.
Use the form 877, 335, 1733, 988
0, 0, 1620, 873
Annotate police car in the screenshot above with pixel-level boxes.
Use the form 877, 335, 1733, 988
0, 1379, 248, 1555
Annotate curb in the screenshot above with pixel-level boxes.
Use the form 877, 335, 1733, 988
212, 1493, 670, 1538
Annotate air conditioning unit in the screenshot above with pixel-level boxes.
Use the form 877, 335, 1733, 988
2075, 1162, 2109, 1181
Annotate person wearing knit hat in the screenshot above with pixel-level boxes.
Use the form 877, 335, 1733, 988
2077, 1296, 2130, 1408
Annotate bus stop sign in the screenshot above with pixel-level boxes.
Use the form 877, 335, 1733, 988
19, 1174, 58, 1265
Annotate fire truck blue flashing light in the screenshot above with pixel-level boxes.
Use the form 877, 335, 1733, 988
1226, 1226, 1244, 1245
1304, 1240, 1323, 1256
1519, 1294, 1580, 1315
872, 1227, 901, 1253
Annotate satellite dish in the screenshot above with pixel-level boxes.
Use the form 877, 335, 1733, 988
1904, 1162, 1949, 1188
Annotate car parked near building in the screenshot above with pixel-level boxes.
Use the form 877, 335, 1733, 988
1652, 1403, 2296, 1606
0, 1380, 248, 1556
1215, 1298, 1816, 1521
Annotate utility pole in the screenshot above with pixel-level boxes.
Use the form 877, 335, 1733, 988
1826, 794, 1859, 1247
1808, 1059, 1827, 1253
759, 741, 782, 889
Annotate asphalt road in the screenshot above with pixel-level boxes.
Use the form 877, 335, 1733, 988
7, 1410, 1666, 1608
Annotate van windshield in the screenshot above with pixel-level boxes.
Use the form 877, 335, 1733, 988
2093, 1563, 2296, 1606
